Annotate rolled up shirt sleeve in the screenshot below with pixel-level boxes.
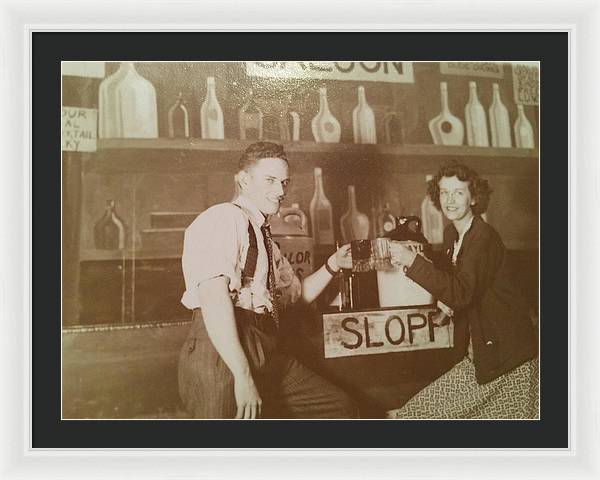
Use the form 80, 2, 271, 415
181, 204, 246, 309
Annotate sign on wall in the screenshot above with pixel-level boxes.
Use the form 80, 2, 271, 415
246, 61, 414, 83
322, 306, 454, 359
440, 62, 504, 78
512, 63, 539, 106
62, 107, 97, 152
61, 61, 106, 78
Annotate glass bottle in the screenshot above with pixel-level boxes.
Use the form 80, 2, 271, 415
167, 92, 190, 138
340, 185, 370, 242
380, 202, 396, 236
311, 87, 341, 143
98, 62, 130, 138
465, 81, 489, 147
514, 104, 535, 148
94, 199, 125, 250
488, 83, 511, 147
352, 85, 377, 144
239, 88, 264, 140
309, 167, 334, 245
421, 175, 444, 245
429, 82, 464, 146
200, 76, 225, 139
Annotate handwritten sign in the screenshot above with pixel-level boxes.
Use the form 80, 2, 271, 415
61, 61, 105, 78
512, 63, 539, 106
323, 306, 453, 359
440, 62, 504, 79
246, 61, 414, 83
62, 107, 97, 152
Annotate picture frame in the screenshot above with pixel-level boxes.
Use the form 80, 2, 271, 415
2, 0, 596, 478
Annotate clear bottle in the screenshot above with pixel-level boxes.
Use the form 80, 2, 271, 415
488, 83, 511, 147
340, 185, 370, 242
465, 81, 489, 147
239, 88, 263, 140
309, 167, 335, 245
200, 76, 225, 140
98, 62, 130, 138
421, 175, 444, 245
428, 82, 464, 146
311, 87, 341, 143
167, 92, 190, 138
514, 104, 535, 148
352, 85, 377, 144
94, 199, 125, 250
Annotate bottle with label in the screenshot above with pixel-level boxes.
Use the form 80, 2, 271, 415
239, 88, 264, 140
514, 104, 535, 148
200, 76, 225, 140
340, 185, 370, 242
311, 87, 341, 143
465, 81, 489, 147
421, 175, 444, 245
309, 167, 335, 245
488, 83, 511, 147
380, 202, 396, 236
352, 85, 377, 144
167, 92, 190, 138
428, 81, 464, 146
94, 199, 126, 250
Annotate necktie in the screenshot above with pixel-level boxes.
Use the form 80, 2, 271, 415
261, 222, 279, 327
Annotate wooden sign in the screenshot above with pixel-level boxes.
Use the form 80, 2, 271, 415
323, 306, 453, 359
62, 106, 97, 152
440, 62, 504, 79
246, 61, 414, 83
512, 63, 539, 106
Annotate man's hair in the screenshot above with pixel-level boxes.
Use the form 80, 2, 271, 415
427, 161, 492, 215
238, 141, 288, 172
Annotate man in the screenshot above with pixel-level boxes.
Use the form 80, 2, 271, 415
178, 141, 358, 419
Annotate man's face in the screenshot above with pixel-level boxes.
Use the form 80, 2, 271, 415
240, 157, 290, 216
438, 175, 475, 222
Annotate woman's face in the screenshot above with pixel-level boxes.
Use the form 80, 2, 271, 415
438, 175, 475, 222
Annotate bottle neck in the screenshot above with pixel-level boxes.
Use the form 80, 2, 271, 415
120, 62, 136, 74
347, 186, 357, 210
357, 87, 366, 107
468, 85, 478, 103
492, 85, 501, 104
319, 90, 330, 114
440, 84, 449, 111
314, 172, 324, 194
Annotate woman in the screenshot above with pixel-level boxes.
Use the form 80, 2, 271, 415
387, 162, 538, 419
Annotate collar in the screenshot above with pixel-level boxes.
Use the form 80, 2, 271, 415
233, 195, 268, 226
455, 215, 475, 243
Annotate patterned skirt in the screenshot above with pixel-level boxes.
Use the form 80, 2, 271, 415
386, 357, 539, 420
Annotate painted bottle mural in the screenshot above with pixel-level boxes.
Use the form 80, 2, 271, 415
239, 88, 264, 140
352, 85, 376, 144
465, 81, 489, 147
421, 175, 444, 245
428, 81, 464, 146
94, 200, 125, 250
200, 76, 225, 139
514, 104, 535, 148
309, 167, 335, 245
340, 185, 370, 242
311, 87, 341, 143
167, 92, 190, 138
488, 83, 511, 147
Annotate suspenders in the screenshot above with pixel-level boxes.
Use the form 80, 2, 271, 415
231, 203, 259, 284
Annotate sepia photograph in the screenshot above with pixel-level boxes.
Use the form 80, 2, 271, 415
61, 60, 540, 421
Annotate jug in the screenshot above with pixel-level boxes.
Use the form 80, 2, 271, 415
376, 216, 434, 307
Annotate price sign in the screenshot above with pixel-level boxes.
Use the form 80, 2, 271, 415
62, 107, 97, 152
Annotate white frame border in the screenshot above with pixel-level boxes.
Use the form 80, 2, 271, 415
2, 0, 597, 478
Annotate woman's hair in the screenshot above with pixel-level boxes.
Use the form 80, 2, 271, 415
238, 141, 288, 172
427, 161, 492, 215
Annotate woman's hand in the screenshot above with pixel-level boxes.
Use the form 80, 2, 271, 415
328, 243, 352, 272
389, 241, 417, 268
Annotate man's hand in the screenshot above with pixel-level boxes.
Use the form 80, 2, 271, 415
234, 372, 262, 419
329, 243, 352, 271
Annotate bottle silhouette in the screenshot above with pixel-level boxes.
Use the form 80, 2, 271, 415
514, 104, 535, 148
465, 81, 489, 147
239, 88, 264, 140
94, 200, 125, 250
352, 86, 376, 144
488, 83, 511, 147
428, 82, 464, 145
421, 175, 444, 245
309, 167, 335, 245
200, 76, 225, 139
340, 185, 370, 242
380, 202, 396, 236
167, 92, 190, 138
311, 87, 341, 143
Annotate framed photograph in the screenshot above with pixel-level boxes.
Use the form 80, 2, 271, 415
2, 0, 596, 478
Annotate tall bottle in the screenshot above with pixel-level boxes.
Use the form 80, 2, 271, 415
167, 92, 190, 138
488, 83, 511, 147
514, 104, 535, 148
309, 167, 335, 245
311, 87, 341, 143
239, 88, 264, 140
340, 185, 370, 242
465, 81, 489, 147
421, 175, 444, 245
94, 200, 125, 250
428, 82, 464, 146
352, 85, 376, 144
200, 76, 225, 139
98, 62, 130, 138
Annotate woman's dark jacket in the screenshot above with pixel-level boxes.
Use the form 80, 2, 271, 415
406, 215, 537, 384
